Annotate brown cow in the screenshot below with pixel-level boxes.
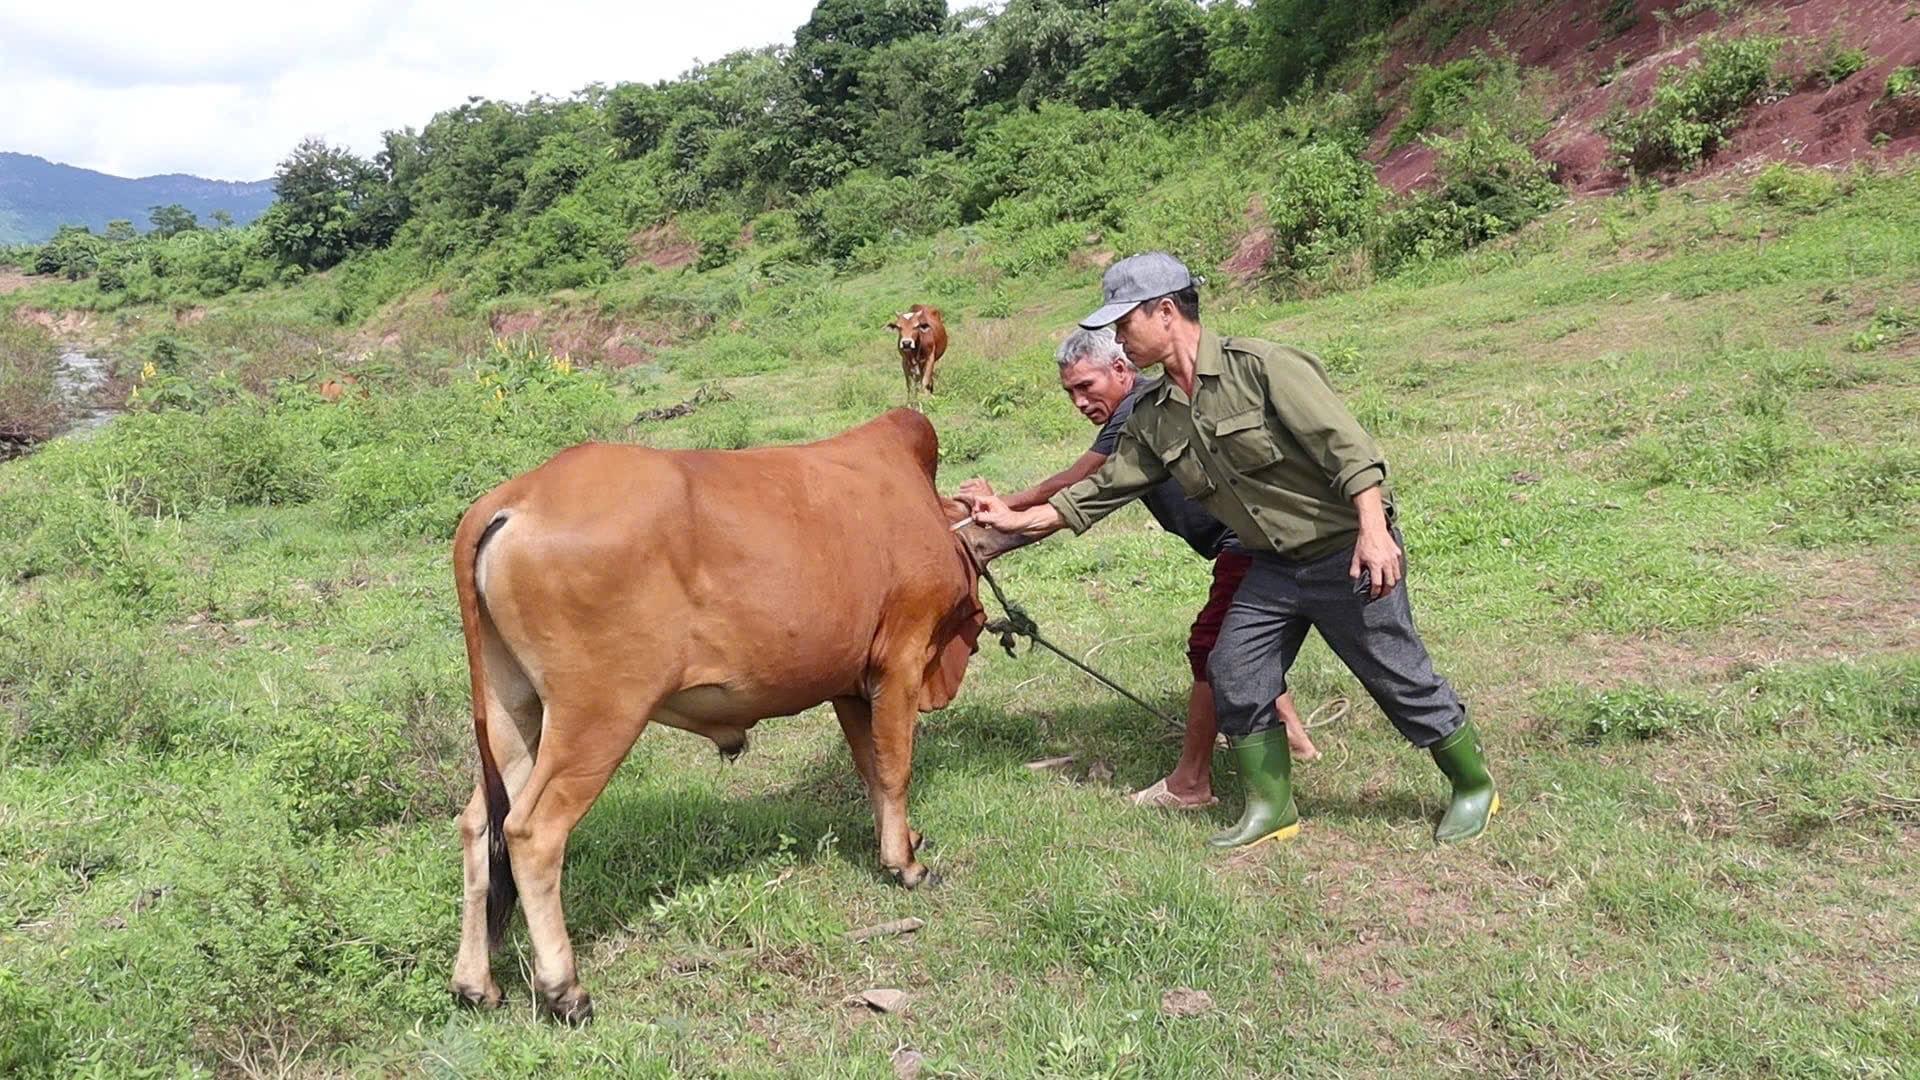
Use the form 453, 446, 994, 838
887, 305, 948, 394
316, 374, 360, 402
448, 409, 1007, 1023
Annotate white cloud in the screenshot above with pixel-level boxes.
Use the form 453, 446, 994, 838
0, 0, 822, 180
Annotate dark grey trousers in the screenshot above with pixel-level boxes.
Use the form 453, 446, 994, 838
1204, 531, 1466, 747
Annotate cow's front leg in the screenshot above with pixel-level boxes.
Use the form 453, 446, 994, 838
863, 681, 930, 887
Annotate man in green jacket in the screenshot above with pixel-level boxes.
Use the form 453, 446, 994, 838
962, 252, 1496, 848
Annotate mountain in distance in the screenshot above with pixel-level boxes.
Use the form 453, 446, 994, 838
0, 152, 277, 245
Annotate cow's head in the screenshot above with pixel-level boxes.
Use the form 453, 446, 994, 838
887, 309, 934, 355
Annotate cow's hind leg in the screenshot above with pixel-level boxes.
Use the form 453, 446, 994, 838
452, 635, 541, 1009
860, 679, 932, 887
504, 692, 658, 1024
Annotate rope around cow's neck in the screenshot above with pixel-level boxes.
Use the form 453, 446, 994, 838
975, 564, 1184, 732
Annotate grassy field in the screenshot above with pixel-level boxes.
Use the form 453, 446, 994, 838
2, 163, 1917, 1077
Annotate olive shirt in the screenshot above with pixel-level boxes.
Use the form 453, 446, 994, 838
1048, 329, 1392, 562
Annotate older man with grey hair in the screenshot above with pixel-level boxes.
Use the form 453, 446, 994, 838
958, 326, 1320, 811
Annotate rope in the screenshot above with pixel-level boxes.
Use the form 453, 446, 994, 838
1304, 695, 1351, 730
976, 564, 1184, 732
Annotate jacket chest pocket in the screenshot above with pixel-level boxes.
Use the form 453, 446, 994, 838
1213, 408, 1284, 474
1161, 439, 1216, 500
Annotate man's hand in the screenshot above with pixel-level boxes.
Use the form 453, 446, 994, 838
957, 477, 996, 502
1350, 527, 1403, 601
960, 491, 1065, 539
959, 491, 1016, 529
1349, 485, 1401, 601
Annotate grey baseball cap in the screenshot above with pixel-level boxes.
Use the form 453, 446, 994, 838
1079, 252, 1196, 329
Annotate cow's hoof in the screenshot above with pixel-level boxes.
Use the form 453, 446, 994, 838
450, 982, 502, 1011
894, 862, 934, 890
538, 985, 595, 1026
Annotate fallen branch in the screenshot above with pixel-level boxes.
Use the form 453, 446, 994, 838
845, 917, 924, 943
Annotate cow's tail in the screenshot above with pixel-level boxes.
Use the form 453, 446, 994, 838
454, 500, 516, 950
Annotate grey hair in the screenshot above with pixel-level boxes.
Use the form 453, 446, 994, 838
1056, 327, 1135, 372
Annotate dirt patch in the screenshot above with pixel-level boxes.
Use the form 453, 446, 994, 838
487, 306, 672, 368
11, 307, 97, 337
1067, 247, 1117, 273
628, 223, 696, 271
0, 270, 35, 296
172, 306, 208, 326
1568, 548, 1920, 689
1370, 0, 1920, 196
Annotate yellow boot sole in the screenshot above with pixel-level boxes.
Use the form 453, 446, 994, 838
1243, 821, 1302, 849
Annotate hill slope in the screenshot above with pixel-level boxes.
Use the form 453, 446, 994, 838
0, 152, 275, 244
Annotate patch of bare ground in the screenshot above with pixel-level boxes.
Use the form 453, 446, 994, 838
628, 223, 697, 271
486, 306, 674, 368
0, 270, 35, 295
10, 306, 97, 337
1566, 547, 1919, 690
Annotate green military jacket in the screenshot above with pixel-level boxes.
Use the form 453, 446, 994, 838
1048, 329, 1392, 562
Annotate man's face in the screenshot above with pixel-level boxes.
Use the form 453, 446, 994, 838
1059, 356, 1135, 425
1110, 299, 1173, 369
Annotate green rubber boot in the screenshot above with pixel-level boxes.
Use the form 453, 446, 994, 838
1208, 729, 1300, 850
1429, 721, 1498, 844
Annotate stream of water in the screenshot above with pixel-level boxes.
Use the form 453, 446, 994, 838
56, 348, 118, 435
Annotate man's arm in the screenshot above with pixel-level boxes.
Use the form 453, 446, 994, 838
1262, 348, 1388, 501
967, 431, 1165, 540
1004, 450, 1109, 510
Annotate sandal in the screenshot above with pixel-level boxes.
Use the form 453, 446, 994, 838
1127, 778, 1219, 811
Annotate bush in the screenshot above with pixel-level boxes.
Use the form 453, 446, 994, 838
330, 341, 628, 536
1391, 56, 1489, 147
1749, 162, 1841, 213
1605, 35, 1784, 171
170, 832, 450, 1053
1378, 117, 1562, 272
798, 170, 960, 265
1555, 686, 1718, 742
1885, 66, 1920, 101
0, 602, 163, 759
263, 703, 415, 834
0, 319, 64, 443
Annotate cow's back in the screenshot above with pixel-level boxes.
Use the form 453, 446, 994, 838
469, 410, 965, 712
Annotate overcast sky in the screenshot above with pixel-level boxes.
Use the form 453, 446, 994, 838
1, 0, 822, 180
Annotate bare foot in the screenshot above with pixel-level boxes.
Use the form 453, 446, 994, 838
1286, 722, 1322, 763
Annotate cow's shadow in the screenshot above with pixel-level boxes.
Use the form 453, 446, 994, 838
556, 693, 1190, 941
555, 690, 1429, 944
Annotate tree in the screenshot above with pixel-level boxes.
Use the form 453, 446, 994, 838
104, 219, 137, 243
1069, 0, 1215, 115
209, 209, 235, 230
148, 203, 200, 238
789, 0, 948, 183
262, 137, 384, 270
33, 226, 104, 280
608, 82, 675, 160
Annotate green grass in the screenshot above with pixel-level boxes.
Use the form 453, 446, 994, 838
2, 165, 1918, 1076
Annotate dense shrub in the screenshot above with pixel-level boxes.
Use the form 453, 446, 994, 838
1749, 162, 1842, 213
0, 319, 63, 442
1378, 116, 1563, 271
263, 703, 415, 834
1605, 35, 1784, 171
798, 171, 961, 266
